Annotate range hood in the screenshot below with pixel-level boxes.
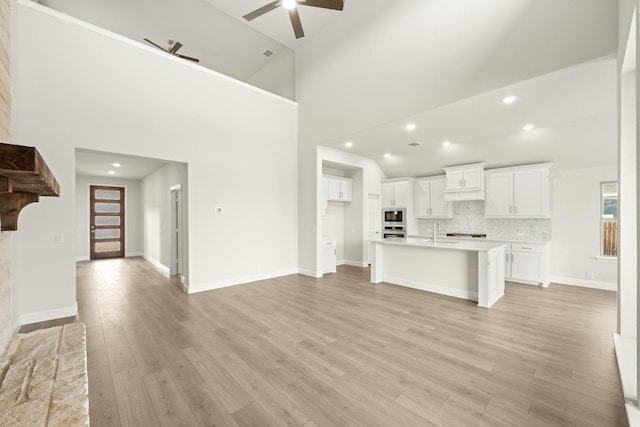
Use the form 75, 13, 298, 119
442, 163, 486, 202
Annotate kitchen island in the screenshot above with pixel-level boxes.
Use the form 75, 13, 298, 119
370, 237, 506, 308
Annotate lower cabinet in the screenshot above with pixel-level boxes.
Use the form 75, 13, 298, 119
503, 242, 549, 286
322, 238, 337, 274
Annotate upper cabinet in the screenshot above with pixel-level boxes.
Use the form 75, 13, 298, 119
484, 163, 551, 218
382, 180, 409, 208
414, 176, 452, 218
324, 175, 352, 202
442, 163, 486, 201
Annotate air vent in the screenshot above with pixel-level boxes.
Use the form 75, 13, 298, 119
409, 142, 421, 147
263, 50, 274, 57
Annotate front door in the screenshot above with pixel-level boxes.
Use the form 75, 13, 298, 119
90, 185, 125, 259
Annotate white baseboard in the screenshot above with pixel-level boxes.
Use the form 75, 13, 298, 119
383, 275, 478, 302
298, 268, 322, 278
143, 255, 170, 275
188, 268, 299, 294
75, 256, 89, 262
12, 317, 21, 335
613, 334, 637, 405
550, 276, 616, 291
126, 252, 144, 257
20, 301, 78, 326
340, 259, 368, 268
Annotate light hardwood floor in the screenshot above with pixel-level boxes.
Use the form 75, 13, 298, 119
23, 257, 627, 426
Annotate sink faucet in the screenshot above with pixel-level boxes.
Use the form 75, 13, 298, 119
433, 223, 440, 244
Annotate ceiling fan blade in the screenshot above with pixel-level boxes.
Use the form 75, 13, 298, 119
299, 0, 343, 11
243, 1, 281, 21
143, 38, 168, 52
169, 41, 183, 54
289, 8, 305, 39
176, 54, 200, 63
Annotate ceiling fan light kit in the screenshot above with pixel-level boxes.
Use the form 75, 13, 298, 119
243, 0, 345, 39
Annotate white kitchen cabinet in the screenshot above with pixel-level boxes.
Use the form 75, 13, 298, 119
322, 238, 337, 274
324, 175, 352, 202
382, 180, 408, 208
414, 177, 451, 218
442, 163, 486, 201
503, 242, 549, 286
485, 164, 551, 218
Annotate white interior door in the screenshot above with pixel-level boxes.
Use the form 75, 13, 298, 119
367, 193, 381, 264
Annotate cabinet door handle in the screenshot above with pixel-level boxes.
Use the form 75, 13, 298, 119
511, 254, 514, 262
506, 253, 509, 262
509, 206, 512, 214
521, 247, 532, 250
459, 180, 462, 188
514, 206, 517, 214
463, 179, 466, 187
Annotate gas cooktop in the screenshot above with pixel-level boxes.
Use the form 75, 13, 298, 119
446, 233, 487, 239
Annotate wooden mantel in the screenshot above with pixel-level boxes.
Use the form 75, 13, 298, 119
0, 143, 60, 231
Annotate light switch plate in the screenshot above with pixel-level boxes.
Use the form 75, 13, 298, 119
55, 233, 64, 243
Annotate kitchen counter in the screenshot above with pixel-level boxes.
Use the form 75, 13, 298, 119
408, 235, 551, 245
370, 237, 506, 308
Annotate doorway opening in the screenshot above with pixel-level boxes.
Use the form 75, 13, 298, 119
170, 185, 183, 276
90, 185, 125, 259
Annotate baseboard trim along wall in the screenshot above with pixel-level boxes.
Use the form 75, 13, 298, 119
298, 268, 322, 278
75, 256, 89, 262
20, 301, 78, 326
383, 275, 478, 302
550, 276, 616, 291
143, 255, 170, 275
340, 260, 369, 268
126, 252, 144, 257
188, 268, 299, 294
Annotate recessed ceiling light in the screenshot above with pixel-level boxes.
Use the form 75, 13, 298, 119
345, 141, 353, 148
442, 140, 451, 147
502, 95, 518, 105
408, 142, 421, 147
523, 124, 535, 131
112, 163, 121, 168
384, 153, 391, 158
107, 170, 115, 175
282, 0, 296, 9
405, 123, 416, 132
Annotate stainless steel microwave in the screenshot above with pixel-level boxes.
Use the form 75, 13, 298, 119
383, 208, 405, 225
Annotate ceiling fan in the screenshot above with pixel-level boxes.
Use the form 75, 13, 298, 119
143, 38, 200, 63
243, 0, 345, 39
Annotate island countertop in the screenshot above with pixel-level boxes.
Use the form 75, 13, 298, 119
370, 237, 507, 252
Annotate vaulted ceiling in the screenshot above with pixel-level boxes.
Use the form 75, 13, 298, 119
40, 0, 619, 176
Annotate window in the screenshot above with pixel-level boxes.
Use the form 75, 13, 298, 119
600, 181, 618, 257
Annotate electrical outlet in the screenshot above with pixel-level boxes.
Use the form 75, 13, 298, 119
54, 233, 64, 243
587, 272, 595, 280
215, 207, 223, 214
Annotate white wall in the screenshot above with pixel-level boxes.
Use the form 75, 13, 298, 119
11, 1, 298, 322
550, 166, 618, 289
75, 175, 143, 261
246, 50, 295, 101
140, 163, 188, 277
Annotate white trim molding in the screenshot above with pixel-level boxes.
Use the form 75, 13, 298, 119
550, 276, 617, 291
595, 256, 618, 263
298, 268, 322, 278
188, 268, 299, 294
20, 301, 78, 326
143, 255, 170, 275
383, 275, 478, 302
126, 252, 144, 257
340, 260, 369, 268
75, 256, 90, 262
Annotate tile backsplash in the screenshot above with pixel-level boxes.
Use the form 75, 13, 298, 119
417, 201, 551, 241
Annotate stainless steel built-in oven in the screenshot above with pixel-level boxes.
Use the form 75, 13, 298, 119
383, 226, 406, 239
383, 208, 406, 225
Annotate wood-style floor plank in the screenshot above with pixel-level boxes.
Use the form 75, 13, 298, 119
25, 257, 627, 426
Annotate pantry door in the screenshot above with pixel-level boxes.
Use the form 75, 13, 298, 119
90, 185, 125, 259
